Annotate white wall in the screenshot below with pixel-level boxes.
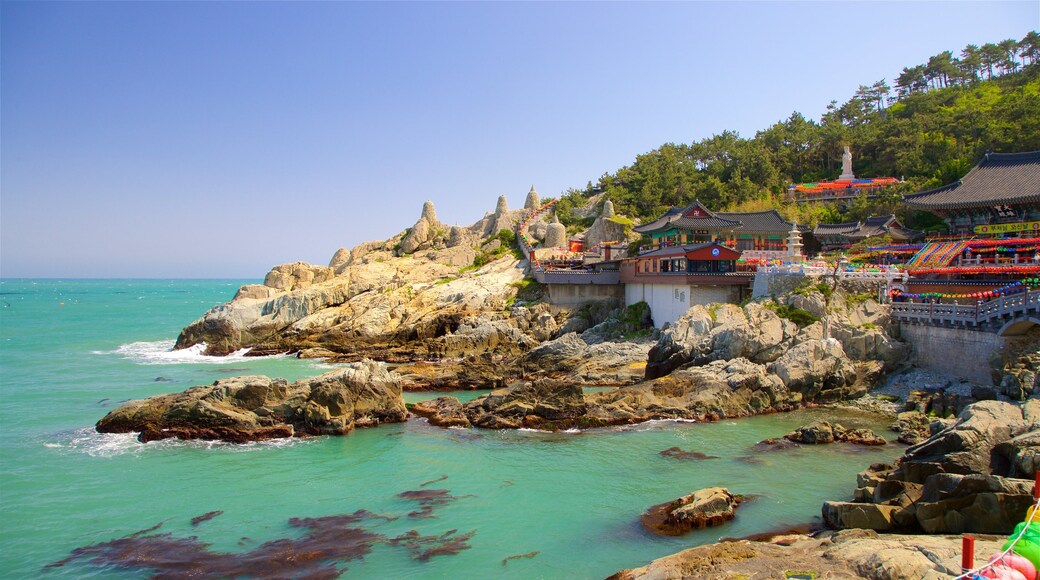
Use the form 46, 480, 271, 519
626, 283, 733, 328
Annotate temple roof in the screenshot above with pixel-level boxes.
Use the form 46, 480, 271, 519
903, 151, 1040, 210
716, 209, 797, 233
636, 242, 737, 259
814, 215, 923, 242
634, 201, 794, 234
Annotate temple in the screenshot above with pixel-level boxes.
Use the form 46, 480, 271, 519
633, 201, 798, 256
902, 151, 1040, 236
813, 215, 924, 253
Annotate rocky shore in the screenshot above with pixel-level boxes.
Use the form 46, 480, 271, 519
103, 195, 1040, 577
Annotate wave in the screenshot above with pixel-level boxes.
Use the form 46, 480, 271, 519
44, 427, 313, 457
93, 340, 290, 365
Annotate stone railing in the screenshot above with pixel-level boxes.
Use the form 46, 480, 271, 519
891, 289, 1040, 329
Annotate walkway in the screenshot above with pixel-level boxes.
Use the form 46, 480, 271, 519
890, 288, 1040, 331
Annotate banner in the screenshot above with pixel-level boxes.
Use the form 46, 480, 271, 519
974, 221, 1040, 235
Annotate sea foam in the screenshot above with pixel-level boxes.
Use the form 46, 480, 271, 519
94, 340, 287, 365
46, 427, 311, 457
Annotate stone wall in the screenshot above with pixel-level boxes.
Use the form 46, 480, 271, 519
898, 323, 1004, 385
547, 283, 625, 306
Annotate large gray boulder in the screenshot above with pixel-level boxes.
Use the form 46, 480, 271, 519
96, 361, 407, 442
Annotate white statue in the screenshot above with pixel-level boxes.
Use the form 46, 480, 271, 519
839, 145, 855, 180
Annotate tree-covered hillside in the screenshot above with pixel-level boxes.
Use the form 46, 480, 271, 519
552, 32, 1040, 231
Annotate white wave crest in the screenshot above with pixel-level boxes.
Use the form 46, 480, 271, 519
46, 427, 311, 457
95, 340, 288, 365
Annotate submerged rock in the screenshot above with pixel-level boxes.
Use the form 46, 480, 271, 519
96, 361, 407, 442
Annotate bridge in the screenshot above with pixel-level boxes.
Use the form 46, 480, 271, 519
891, 288, 1040, 336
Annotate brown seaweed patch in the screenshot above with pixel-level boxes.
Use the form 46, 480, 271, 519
47, 509, 386, 578
191, 510, 224, 527
389, 528, 476, 561
502, 551, 540, 565
751, 437, 799, 452
397, 489, 472, 519
659, 446, 719, 460
420, 475, 448, 487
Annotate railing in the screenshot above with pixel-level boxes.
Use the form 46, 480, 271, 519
891, 289, 1040, 329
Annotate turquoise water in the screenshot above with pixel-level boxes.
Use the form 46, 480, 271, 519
0, 280, 905, 578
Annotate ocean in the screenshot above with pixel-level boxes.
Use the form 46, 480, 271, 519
0, 279, 904, 578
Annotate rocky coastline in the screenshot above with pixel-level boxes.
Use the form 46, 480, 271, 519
96, 196, 1040, 578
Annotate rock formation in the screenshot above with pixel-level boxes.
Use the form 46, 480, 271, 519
640, 487, 743, 536
784, 420, 886, 445
399, 201, 444, 254
646, 288, 907, 381
524, 186, 539, 210
584, 199, 630, 249
96, 361, 408, 442
822, 399, 1039, 534
544, 214, 567, 249
614, 529, 1008, 580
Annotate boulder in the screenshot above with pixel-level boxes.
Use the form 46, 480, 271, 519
263, 262, 335, 292
614, 529, 1007, 580
96, 361, 407, 442
823, 400, 1039, 535
464, 380, 588, 429
411, 396, 471, 428
785, 420, 886, 446
769, 338, 857, 400
641, 487, 742, 536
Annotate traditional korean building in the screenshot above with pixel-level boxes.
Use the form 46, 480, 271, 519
633, 201, 797, 255
902, 151, 1040, 236
620, 242, 753, 327
813, 215, 924, 252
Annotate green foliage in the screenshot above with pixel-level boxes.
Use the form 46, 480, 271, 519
555, 35, 1040, 228
618, 301, 652, 336
770, 304, 820, 327
509, 277, 544, 304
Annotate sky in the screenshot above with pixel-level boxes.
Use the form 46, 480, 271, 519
2, 2, 1037, 278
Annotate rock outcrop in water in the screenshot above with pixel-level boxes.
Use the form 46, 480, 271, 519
822, 399, 1039, 534
414, 335, 880, 430
640, 487, 743, 536
96, 361, 407, 442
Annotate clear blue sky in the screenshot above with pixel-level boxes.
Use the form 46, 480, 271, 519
2, 1, 1037, 278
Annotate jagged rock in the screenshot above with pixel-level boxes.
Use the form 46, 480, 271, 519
824, 400, 1039, 535
614, 530, 1008, 580
411, 396, 471, 428
891, 410, 931, 445
465, 380, 587, 429
263, 262, 335, 292
641, 487, 742, 536
786, 420, 836, 444
96, 362, 407, 442
429, 318, 537, 358
785, 420, 886, 446
769, 338, 857, 401
822, 502, 904, 531
518, 333, 651, 385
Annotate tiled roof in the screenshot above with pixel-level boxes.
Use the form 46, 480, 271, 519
814, 215, 924, 242
814, 221, 861, 236
903, 151, 1040, 209
717, 210, 795, 233
634, 202, 795, 234
637, 242, 734, 259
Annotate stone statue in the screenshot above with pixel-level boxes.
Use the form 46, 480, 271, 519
839, 145, 856, 180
